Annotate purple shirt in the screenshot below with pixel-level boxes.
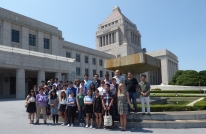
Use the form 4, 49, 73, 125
36, 93, 48, 107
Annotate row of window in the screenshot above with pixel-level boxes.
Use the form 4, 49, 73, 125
76, 67, 114, 77
11, 29, 50, 49
99, 32, 116, 47
101, 20, 118, 29
66, 52, 103, 66
131, 32, 139, 46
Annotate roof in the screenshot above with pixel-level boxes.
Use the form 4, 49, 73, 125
101, 6, 134, 25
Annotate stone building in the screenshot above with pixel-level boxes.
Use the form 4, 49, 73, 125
0, 6, 178, 99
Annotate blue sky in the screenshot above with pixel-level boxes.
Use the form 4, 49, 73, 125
1, 0, 206, 72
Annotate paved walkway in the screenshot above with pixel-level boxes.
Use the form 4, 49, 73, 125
0, 99, 206, 134
187, 97, 204, 106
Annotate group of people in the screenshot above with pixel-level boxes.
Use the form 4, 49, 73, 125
25, 70, 151, 131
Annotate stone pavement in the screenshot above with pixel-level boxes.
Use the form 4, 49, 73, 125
0, 99, 206, 134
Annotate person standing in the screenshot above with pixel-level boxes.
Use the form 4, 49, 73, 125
67, 81, 77, 97
113, 70, 124, 84
93, 90, 102, 129
104, 74, 112, 84
118, 84, 134, 131
50, 90, 59, 124
90, 83, 96, 94
78, 80, 87, 95
93, 74, 101, 89
53, 78, 59, 88
35, 87, 48, 124
125, 72, 139, 114
139, 75, 151, 115
26, 90, 36, 124
110, 78, 119, 121
66, 91, 76, 127
83, 74, 93, 90
84, 89, 94, 129
97, 80, 106, 96
102, 84, 114, 129
58, 91, 67, 126
76, 88, 85, 127
39, 80, 45, 88
33, 85, 39, 96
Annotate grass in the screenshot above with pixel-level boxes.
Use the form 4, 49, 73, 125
150, 93, 206, 97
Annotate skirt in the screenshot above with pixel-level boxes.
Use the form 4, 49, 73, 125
85, 104, 93, 114
94, 105, 102, 113
59, 104, 66, 112
26, 102, 36, 113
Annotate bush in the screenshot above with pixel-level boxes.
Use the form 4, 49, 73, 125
151, 88, 161, 91
150, 90, 204, 94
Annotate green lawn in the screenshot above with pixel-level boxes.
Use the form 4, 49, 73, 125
150, 93, 206, 97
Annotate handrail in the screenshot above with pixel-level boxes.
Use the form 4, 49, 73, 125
0, 45, 75, 63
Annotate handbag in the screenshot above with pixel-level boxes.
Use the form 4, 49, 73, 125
25, 102, 28, 108
104, 110, 112, 126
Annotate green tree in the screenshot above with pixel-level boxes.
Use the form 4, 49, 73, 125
199, 70, 206, 86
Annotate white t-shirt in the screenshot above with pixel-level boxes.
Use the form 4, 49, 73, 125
28, 96, 36, 102
59, 98, 67, 104
98, 87, 106, 96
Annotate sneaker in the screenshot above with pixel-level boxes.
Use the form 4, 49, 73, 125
148, 113, 151, 115
61, 122, 65, 126
135, 112, 139, 115
67, 124, 70, 127
90, 125, 93, 129
71, 124, 73, 127
85, 125, 88, 128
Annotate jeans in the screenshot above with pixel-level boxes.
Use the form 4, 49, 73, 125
128, 92, 138, 113
52, 114, 58, 123
112, 103, 119, 121
78, 106, 85, 123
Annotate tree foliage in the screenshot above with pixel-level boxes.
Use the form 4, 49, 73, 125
169, 70, 206, 86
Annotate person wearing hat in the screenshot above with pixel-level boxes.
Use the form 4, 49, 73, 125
44, 85, 49, 96
104, 73, 112, 85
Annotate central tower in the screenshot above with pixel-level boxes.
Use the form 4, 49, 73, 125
96, 6, 143, 57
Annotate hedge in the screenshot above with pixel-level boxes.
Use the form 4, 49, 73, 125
151, 90, 204, 94
150, 94, 206, 97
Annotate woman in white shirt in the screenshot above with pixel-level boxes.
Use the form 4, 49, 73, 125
58, 91, 67, 126
97, 80, 106, 96
26, 90, 36, 124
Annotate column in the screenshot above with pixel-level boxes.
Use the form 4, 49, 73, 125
2, 21, 11, 46
37, 31, 44, 53
116, 30, 119, 44
22, 26, 29, 50
111, 33, 113, 44
16, 69, 25, 99
105, 35, 107, 45
37, 70, 45, 86
55, 72, 62, 81
102, 36, 104, 46
103, 36, 105, 46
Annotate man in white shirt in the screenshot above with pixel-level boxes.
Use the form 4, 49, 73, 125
113, 70, 124, 84
97, 81, 106, 96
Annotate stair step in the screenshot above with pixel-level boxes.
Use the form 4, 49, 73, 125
115, 120, 206, 128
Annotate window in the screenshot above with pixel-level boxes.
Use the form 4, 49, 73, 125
12, 29, 20, 43
29, 34, 36, 46
44, 38, 50, 49
76, 54, 80, 62
112, 72, 114, 77
93, 70, 96, 77
85, 56, 88, 63
99, 59, 103, 66
85, 68, 89, 76
100, 70, 103, 77
66, 52, 71, 58
116, 20, 118, 23
101, 26, 104, 29
106, 71, 109, 75
92, 58, 96, 65
112, 22, 114, 25
76, 67, 80, 76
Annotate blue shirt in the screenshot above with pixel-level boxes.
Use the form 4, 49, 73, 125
84, 95, 94, 102
67, 97, 76, 106
67, 86, 77, 97
84, 80, 92, 90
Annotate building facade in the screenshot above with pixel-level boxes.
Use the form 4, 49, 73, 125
0, 6, 178, 99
